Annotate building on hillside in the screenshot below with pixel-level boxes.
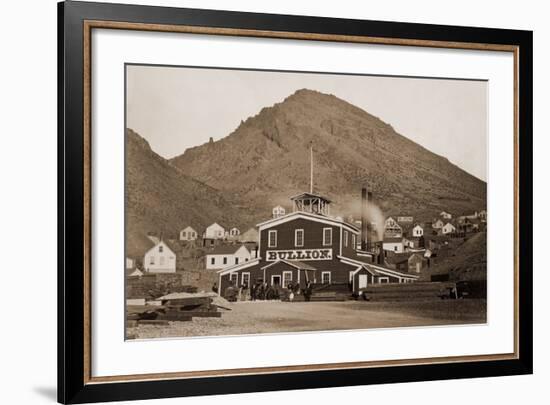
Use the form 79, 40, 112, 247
217, 191, 418, 297
383, 236, 404, 253
179, 226, 198, 241
202, 222, 226, 246
408, 253, 428, 274
479, 210, 487, 221
272, 205, 286, 218
384, 217, 403, 238
239, 227, 259, 243
126, 257, 135, 269
441, 222, 457, 235
412, 224, 424, 237
143, 240, 176, 273
204, 223, 225, 239
206, 245, 255, 270
229, 227, 240, 238
440, 211, 452, 220
385, 253, 411, 272
403, 236, 424, 250
432, 219, 445, 229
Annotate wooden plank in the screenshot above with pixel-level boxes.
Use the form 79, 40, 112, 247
137, 320, 170, 326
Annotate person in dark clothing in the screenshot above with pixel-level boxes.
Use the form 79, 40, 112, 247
304, 281, 313, 302
211, 282, 218, 294
251, 283, 257, 301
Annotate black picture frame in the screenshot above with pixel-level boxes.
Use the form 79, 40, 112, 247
58, 1, 533, 403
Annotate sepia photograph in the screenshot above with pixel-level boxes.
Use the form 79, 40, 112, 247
124, 64, 488, 340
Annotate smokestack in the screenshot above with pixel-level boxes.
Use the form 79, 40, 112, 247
361, 187, 368, 251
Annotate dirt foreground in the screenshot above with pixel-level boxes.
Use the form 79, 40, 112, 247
127, 299, 486, 339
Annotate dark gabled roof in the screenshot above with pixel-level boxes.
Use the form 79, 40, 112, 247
209, 244, 249, 255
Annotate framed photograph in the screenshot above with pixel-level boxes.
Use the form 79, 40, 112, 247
58, 1, 532, 403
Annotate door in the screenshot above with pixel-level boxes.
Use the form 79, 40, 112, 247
271, 275, 281, 286
358, 274, 368, 289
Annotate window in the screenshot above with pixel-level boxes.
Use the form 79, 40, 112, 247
268, 230, 277, 247
159, 245, 163, 253
242, 272, 250, 287
394, 246, 398, 252
230, 273, 238, 285
351, 234, 356, 249
295, 229, 304, 247
235, 257, 239, 265
344, 230, 349, 247
149, 256, 155, 265
321, 271, 331, 284
283, 271, 293, 287
323, 228, 332, 246
182, 232, 186, 238
223, 257, 228, 265
210, 257, 215, 265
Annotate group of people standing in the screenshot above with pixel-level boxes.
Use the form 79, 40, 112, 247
217, 279, 315, 302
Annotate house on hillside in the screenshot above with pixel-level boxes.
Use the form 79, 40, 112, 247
412, 224, 424, 237
384, 217, 403, 238
479, 210, 487, 221
408, 253, 428, 274
383, 237, 404, 253
432, 219, 445, 229
203, 223, 226, 246
144, 240, 176, 273
441, 222, 456, 235
440, 211, 452, 220
385, 253, 411, 272
272, 205, 286, 218
179, 226, 198, 241
229, 227, 240, 239
206, 245, 254, 270
239, 227, 259, 243
125, 257, 135, 269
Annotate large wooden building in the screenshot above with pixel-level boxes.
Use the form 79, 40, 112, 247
217, 191, 418, 296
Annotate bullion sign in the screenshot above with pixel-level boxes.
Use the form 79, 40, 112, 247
266, 249, 333, 261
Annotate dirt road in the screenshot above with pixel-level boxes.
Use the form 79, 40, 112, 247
128, 299, 486, 339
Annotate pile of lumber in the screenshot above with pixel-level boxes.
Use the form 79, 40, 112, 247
127, 292, 231, 326
363, 282, 453, 302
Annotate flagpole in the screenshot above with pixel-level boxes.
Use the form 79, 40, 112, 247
310, 145, 313, 194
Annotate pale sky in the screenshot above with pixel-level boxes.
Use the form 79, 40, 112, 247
127, 64, 487, 181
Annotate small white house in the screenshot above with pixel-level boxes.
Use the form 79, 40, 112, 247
440, 211, 453, 220
204, 223, 225, 239
179, 226, 198, 241
412, 224, 424, 237
432, 219, 445, 229
383, 237, 404, 253
441, 222, 457, 235
272, 205, 286, 218
144, 241, 176, 273
206, 245, 253, 270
